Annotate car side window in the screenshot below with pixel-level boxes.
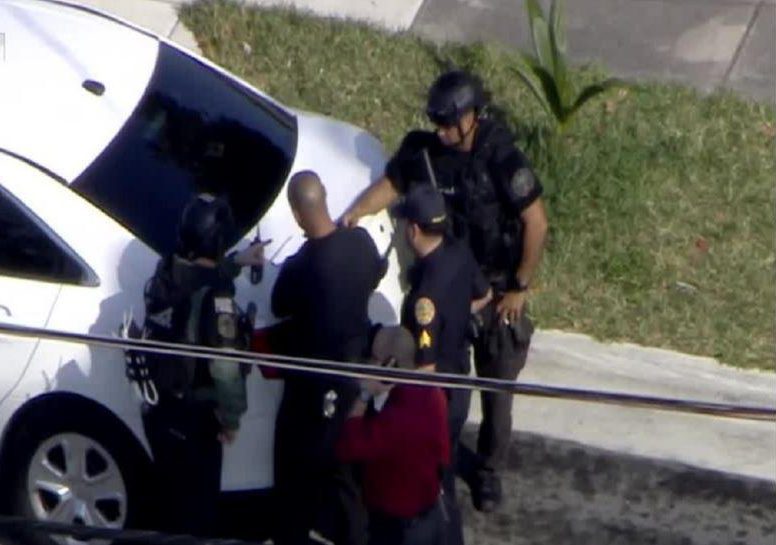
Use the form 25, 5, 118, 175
0, 188, 91, 285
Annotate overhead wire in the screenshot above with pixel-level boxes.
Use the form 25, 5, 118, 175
0, 322, 773, 422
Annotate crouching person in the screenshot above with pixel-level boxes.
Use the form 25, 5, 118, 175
335, 326, 450, 545
140, 194, 254, 536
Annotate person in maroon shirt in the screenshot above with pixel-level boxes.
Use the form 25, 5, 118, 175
336, 325, 450, 545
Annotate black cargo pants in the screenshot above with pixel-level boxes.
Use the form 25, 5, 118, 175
470, 298, 533, 471
142, 395, 223, 537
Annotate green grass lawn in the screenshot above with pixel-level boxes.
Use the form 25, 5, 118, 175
181, 0, 775, 370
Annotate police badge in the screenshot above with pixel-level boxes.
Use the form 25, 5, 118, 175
415, 297, 436, 326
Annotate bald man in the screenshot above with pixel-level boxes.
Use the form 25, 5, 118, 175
271, 171, 385, 545
273, 170, 384, 360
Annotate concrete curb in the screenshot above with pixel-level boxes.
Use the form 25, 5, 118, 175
70, 0, 202, 53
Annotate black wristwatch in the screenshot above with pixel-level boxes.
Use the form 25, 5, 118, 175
515, 278, 530, 293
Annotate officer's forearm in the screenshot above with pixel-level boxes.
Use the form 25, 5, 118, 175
210, 359, 247, 429
471, 288, 493, 314
516, 199, 548, 286
218, 253, 242, 279
348, 177, 399, 219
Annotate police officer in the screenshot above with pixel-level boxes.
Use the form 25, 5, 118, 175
141, 193, 256, 536
396, 185, 492, 545
342, 70, 549, 511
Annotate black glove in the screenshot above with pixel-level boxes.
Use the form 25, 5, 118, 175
468, 312, 485, 341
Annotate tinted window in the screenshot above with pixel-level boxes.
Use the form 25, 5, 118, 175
72, 43, 297, 255
0, 187, 92, 285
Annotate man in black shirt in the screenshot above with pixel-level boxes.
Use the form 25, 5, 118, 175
398, 185, 492, 545
342, 70, 548, 512
272, 170, 384, 545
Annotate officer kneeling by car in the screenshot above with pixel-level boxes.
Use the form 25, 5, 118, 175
129, 193, 265, 537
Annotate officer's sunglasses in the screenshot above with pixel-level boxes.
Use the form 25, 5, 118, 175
426, 108, 458, 128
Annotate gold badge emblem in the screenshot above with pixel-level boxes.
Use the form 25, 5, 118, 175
415, 297, 436, 326
419, 329, 432, 349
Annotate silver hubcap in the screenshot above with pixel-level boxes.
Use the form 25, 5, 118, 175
27, 433, 127, 544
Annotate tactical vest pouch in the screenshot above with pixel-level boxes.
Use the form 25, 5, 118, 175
125, 257, 204, 401
458, 157, 516, 274
210, 294, 253, 379
121, 318, 158, 406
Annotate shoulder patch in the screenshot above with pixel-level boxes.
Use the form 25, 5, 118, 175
415, 297, 436, 326
419, 329, 432, 349
217, 314, 237, 340
510, 167, 536, 198
214, 297, 235, 314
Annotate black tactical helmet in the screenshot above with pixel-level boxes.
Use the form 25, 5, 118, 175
176, 193, 235, 261
426, 70, 487, 126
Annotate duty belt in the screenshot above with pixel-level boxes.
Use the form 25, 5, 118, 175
485, 271, 510, 292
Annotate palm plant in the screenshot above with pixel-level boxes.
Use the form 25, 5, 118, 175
513, 0, 622, 130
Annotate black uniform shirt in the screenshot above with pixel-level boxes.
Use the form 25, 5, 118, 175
401, 238, 489, 375
271, 227, 385, 468
272, 226, 384, 362
385, 119, 543, 275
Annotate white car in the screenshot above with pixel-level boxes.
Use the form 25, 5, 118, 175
0, 0, 402, 535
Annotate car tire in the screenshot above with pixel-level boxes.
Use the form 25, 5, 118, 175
3, 397, 150, 545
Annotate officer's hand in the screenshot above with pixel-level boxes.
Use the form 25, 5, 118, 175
361, 378, 393, 397
339, 208, 363, 228
234, 240, 270, 267
497, 291, 526, 325
218, 428, 238, 445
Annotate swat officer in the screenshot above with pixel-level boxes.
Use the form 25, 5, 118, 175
342, 70, 549, 511
140, 194, 257, 536
396, 185, 492, 545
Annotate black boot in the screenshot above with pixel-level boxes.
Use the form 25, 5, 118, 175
471, 469, 502, 513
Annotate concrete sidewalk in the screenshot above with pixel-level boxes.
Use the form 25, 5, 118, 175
72, 0, 776, 482
486, 330, 776, 481
70, 0, 200, 52
411, 0, 775, 103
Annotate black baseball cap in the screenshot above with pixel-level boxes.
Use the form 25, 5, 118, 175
395, 184, 447, 228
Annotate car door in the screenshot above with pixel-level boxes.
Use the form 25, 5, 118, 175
0, 155, 96, 403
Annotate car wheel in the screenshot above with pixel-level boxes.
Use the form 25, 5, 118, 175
5, 400, 149, 545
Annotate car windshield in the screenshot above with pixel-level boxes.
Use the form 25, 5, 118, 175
71, 42, 297, 255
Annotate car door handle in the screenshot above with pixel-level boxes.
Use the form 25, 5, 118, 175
0, 304, 10, 317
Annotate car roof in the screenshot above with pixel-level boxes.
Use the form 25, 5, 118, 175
0, 0, 159, 182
